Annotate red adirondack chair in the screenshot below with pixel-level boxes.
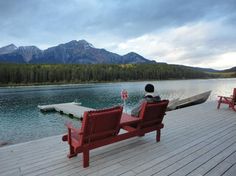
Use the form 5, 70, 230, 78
62, 106, 123, 167
217, 88, 236, 111
121, 100, 169, 142
62, 100, 169, 167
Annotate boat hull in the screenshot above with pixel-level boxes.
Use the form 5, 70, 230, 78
168, 91, 211, 110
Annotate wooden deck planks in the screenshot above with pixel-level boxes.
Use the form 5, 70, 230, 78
77, 121, 236, 176
204, 161, 233, 176
165, 140, 236, 176
111, 127, 236, 176
222, 164, 236, 176
134, 126, 236, 175
187, 146, 236, 175
0, 102, 236, 176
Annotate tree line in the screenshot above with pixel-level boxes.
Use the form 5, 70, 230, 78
0, 63, 221, 85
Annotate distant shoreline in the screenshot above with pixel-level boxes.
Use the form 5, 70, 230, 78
0, 77, 234, 88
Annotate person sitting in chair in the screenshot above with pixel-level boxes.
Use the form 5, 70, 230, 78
131, 83, 161, 117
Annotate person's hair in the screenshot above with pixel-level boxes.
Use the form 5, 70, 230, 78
145, 84, 154, 93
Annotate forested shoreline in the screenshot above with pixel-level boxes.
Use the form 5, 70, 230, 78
0, 63, 230, 86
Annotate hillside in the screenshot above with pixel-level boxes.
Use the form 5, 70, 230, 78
0, 63, 219, 86
221, 67, 236, 72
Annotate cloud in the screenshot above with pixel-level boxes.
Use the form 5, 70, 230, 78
113, 19, 236, 69
200, 52, 236, 69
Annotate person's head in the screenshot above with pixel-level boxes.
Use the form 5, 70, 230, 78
145, 84, 154, 93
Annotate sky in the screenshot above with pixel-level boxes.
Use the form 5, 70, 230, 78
0, 0, 236, 69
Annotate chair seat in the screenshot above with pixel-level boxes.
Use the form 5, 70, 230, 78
120, 113, 141, 126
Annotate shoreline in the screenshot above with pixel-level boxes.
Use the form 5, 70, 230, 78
0, 77, 234, 88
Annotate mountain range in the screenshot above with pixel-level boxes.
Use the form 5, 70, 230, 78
0, 40, 154, 64
0, 40, 235, 73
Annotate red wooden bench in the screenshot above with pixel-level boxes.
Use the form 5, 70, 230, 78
217, 88, 236, 111
62, 100, 169, 167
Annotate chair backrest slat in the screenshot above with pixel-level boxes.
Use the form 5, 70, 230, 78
233, 88, 236, 101
138, 100, 169, 129
81, 106, 123, 144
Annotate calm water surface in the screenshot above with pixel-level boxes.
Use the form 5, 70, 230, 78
0, 78, 235, 145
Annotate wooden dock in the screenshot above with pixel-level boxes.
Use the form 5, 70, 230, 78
1, 102, 236, 176
38, 102, 94, 119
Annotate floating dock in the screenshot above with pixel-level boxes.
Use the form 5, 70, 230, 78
38, 102, 95, 120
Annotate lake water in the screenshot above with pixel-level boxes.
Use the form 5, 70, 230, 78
0, 78, 235, 145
